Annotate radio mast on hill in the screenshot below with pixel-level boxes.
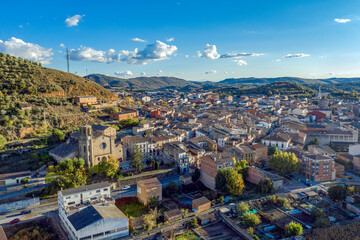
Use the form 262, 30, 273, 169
66, 48, 70, 73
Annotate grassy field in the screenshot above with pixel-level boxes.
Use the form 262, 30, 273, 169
175, 231, 199, 240
115, 197, 149, 218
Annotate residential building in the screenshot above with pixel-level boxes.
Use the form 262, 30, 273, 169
299, 154, 336, 182
137, 177, 162, 206
164, 209, 182, 222
109, 110, 138, 121
0, 171, 31, 186
163, 141, 191, 173
262, 132, 291, 150
200, 153, 235, 190
247, 166, 283, 190
192, 197, 211, 212
74, 96, 97, 106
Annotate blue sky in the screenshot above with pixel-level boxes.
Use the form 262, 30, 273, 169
1, 0, 360, 81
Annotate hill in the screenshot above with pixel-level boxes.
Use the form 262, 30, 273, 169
216, 81, 317, 97
85, 74, 199, 90
219, 77, 360, 85
0, 53, 117, 140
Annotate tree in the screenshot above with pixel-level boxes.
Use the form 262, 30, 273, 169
155, 161, 159, 170
130, 145, 144, 172
242, 212, 261, 226
268, 151, 299, 176
314, 217, 331, 228
215, 168, 245, 195
268, 146, 278, 156
235, 160, 248, 178
258, 178, 274, 194
328, 185, 347, 202
188, 217, 199, 228
97, 155, 119, 178
285, 221, 303, 236
45, 158, 87, 193
0, 135, 7, 149
21, 178, 30, 184
164, 181, 179, 197
313, 137, 319, 145
52, 129, 65, 142
236, 202, 250, 215
311, 207, 323, 218
143, 213, 156, 230
148, 196, 160, 208
106, 106, 119, 114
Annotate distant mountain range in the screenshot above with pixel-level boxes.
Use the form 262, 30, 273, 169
84, 74, 360, 90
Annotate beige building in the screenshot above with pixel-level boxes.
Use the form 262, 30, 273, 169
137, 177, 162, 206
192, 197, 211, 212
74, 96, 97, 106
49, 125, 126, 167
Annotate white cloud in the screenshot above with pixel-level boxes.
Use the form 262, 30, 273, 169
275, 59, 281, 62
120, 40, 177, 65
220, 52, 263, 58
0, 37, 53, 64
69, 40, 177, 65
185, 54, 189, 58
114, 70, 133, 76
158, 69, 163, 73
65, 14, 84, 27
140, 72, 146, 76
166, 37, 175, 42
284, 53, 310, 58
60, 43, 65, 48
132, 37, 146, 43
201, 44, 220, 59
233, 59, 247, 66
334, 18, 351, 23
205, 70, 217, 74
18, 25, 24, 28
69, 47, 119, 63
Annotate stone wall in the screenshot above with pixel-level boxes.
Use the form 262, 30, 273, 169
0, 197, 39, 213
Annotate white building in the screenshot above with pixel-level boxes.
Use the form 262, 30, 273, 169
0, 171, 31, 186
58, 182, 129, 240
262, 133, 291, 150
350, 144, 360, 156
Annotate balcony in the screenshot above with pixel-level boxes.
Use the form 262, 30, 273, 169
65, 197, 115, 216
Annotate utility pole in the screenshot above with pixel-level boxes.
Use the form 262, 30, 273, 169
66, 48, 70, 73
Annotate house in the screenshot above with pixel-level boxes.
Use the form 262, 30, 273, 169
262, 132, 291, 150
197, 213, 217, 225
0, 171, 31, 186
109, 110, 138, 121
192, 197, 211, 212
137, 177, 162, 206
74, 96, 97, 106
307, 110, 326, 121
163, 141, 191, 173
164, 209, 182, 222
299, 154, 336, 182
49, 125, 126, 167
200, 153, 235, 190
247, 166, 283, 190
133, 123, 154, 135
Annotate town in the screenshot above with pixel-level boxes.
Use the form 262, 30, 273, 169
1, 85, 360, 240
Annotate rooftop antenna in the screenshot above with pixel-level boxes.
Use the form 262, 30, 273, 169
66, 48, 70, 73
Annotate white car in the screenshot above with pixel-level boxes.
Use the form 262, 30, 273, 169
121, 185, 130, 190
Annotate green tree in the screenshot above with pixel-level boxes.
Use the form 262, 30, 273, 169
236, 202, 250, 215
311, 207, 323, 218
268, 151, 299, 176
130, 145, 144, 173
106, 106, 119, 114
155, 161, 159, 170
328, 185, 347, 202
21, 178, 30, 184
215, 168, 245, 195
258, 178, 274, 194
268, 146, 278, 156
313, 137, 319, 145
52, 129, 65, 142
148, 196, 160, 208
96, 155, 119, 178
242, 212, 261, 226
235, 160, 248, 178
285, 221, 303, 236
188, 217, 199, 228
143, 213, 156, 230
0, 135, 7, 149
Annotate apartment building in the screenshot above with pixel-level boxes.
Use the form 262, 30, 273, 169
299, 154, 336, 182
262, 132, 291, 150
200, 153, 235, 190
137, 177, 162, 206
109, 110, 138, 121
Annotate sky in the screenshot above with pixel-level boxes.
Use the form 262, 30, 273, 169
1, 0, 360, 81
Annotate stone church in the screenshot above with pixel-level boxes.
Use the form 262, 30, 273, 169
49, 125, 126, 167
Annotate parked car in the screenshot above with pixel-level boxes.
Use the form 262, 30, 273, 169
21, 210, 31, 214
10, 218, 20, 224
121, 185, 130, 190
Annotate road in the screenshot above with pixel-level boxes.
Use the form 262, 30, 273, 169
0, 175, 180, 225
112, 175, 179, 198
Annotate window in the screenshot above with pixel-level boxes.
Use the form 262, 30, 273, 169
103, 188, 108, 191
90, 197, 97, 201
96, 190, 101, 193
80, 236, 92, 240
93, 232, 104, 237
68, 201, 75, 205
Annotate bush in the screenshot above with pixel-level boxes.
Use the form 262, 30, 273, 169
236, 202, 250, 215
285, 221, 303, 236
21, 178, 30, 184
242, 212, 261, 226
